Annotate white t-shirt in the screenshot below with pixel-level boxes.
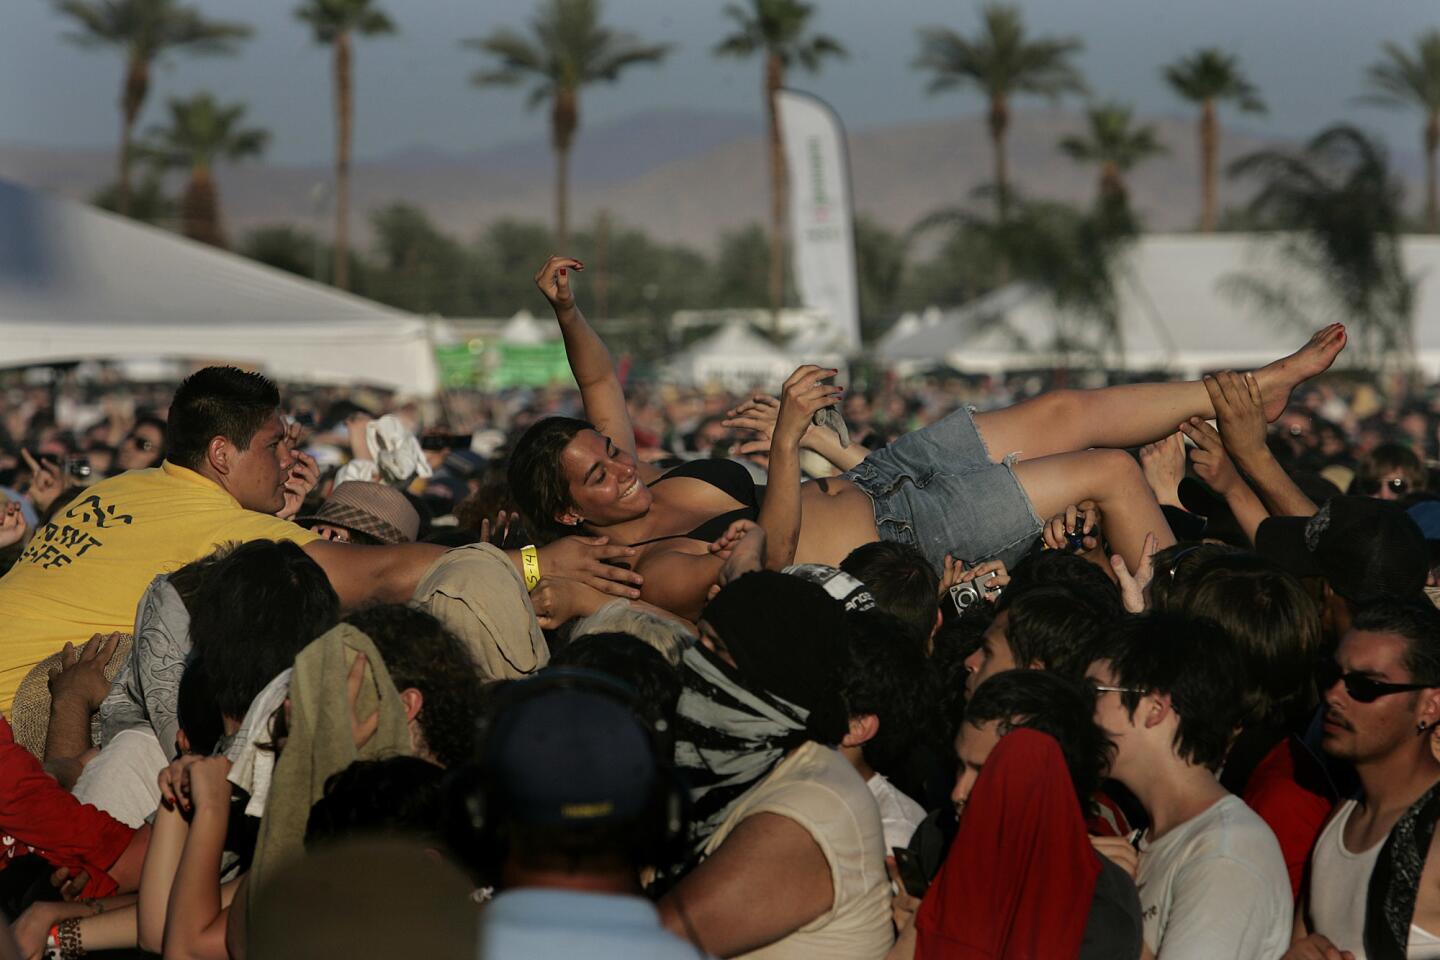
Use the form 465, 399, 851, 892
866, 773, 926, 853
703, 741, 894, 960
1137, 794, 1292, 960
70, 727, 167, 828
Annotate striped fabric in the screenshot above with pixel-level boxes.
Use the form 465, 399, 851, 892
673, 644, 811, 852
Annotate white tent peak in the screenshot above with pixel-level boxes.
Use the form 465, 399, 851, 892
0, 177, 438, 394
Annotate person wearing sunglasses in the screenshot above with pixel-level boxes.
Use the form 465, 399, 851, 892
115, 415, 167, 474
1288, 600, 1440, 960
1350, 443, 1428, 503
1084, 613, 1293, 960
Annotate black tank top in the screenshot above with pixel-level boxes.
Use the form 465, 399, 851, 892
631, 458, 762, 546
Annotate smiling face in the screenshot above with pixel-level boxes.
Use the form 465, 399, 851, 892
1321, 628, 1437, 765
556, 429, 653, 528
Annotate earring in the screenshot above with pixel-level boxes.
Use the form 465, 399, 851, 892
1418, 721, 1432, 735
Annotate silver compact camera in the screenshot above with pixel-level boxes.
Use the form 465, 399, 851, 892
949, 570, 1000, 614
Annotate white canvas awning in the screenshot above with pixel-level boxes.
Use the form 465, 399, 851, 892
0, 177, 438, 394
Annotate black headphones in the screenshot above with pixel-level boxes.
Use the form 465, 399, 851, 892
453, 667, 691, 882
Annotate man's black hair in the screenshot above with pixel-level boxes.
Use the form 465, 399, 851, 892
304, 757, 447, 849
166, 366, 280, 471
1352, 599, 1440, 684
996, 584, 1115, 680
1004, 550, 1124, 621
1088, 612, 1249, 770
175, 656, 223, 758
549, 631, 681, 756
965, 670, 1112, 812
840, 541, 939, 645
840, 610, 938, 777
931, 615, 989, 731
190, 540, 339, 720
343, 604, 488, 769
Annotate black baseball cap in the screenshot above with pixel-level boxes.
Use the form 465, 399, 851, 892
1255, 496, 1429, 603
486, 684, 657, 826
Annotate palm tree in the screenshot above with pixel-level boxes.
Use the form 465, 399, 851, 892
1058, 102, 1167, 217
296, 0, 396, 291
466, 0, 669, 251
1163, 48, 1266, 232
139, 92, 268, 248
714, 0, 845, 316
54, 0, 250, 218
1364, 31, 1440, 232
1227, 125, 1413, 367
914, 4, 1084, 221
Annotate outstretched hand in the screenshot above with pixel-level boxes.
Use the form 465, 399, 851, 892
534, 256, 583, 316
276, 450, 319, 521
20, 449, 64, 515
1179, 417, 1244, 498
707, 519, 767, 600
1041, 501, 1103, 554
1111, 532, 1158, 614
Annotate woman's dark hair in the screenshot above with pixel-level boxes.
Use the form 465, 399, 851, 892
304, 757, 447, 849
1004, 551, 1123, 621
550, 631, 681, 756
506, 416, 593, 543
166, 366, 280, 472
1169, 554, 1321, 729
1088, 612, 1249, 770
342, 604, 487, 769
190, 539, 340, 720
167, 541, 239, 613
965, 670, 1112, 813
175, 656, 223, 757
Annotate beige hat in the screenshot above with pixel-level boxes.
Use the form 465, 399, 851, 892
297, 481, 420, 544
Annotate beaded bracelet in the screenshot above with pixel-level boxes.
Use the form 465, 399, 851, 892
57, 917, 85, 958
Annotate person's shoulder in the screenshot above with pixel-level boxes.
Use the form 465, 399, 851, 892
1173, 798, 1289, 887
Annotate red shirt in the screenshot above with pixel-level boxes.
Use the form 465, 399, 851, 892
0, 716, 134, 897
1242, 736, 1336, 899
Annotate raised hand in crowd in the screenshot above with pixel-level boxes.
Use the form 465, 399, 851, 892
1111, 530, 1158, 614
276, 449, 320, 522
0, 500, 27, 549
479, 509, 513, 546
723, 393, 869, 471
1139, 433, 1186, 509
1180, 417, 1271, 544
1041, 501, 1103, 555
347, 652, 379, 751
535, 255, 583, 316
939, 554, 1010, 604
1206, 370, 1318, 518
20, 449, 64, 516
773, 366, 845, 454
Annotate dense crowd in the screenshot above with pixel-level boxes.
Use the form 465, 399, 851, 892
1, 257, 1440, 960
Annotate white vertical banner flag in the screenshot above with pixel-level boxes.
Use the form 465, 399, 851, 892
776, 89, 861, 351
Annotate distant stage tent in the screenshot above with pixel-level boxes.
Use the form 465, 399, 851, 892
0, 178, 438, 394
664, 319, 800, 392
878, 234, 1440, 378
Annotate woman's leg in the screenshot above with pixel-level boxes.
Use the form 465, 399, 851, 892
973, 324, 1347, 463
1012, 448, 1177, 569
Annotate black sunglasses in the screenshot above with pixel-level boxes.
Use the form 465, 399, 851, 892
1358, 477, 1409, 496
1317, 660, 1436, 704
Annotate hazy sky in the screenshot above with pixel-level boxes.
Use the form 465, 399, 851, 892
2, 1, 1435, 167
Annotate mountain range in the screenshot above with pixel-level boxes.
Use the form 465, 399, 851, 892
0, 107, 1415, 253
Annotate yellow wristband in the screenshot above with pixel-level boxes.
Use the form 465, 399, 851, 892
521, 544, 541, 591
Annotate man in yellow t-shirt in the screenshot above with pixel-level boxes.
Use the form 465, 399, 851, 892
0, 366, 647, 715
0, 367, 328, 713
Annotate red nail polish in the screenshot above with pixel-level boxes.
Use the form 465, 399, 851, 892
559, 268, 566, 276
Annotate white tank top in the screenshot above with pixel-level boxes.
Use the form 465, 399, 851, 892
1310, 799, 1440, 959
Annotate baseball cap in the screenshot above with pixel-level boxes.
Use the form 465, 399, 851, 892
1408, 500, 1440, 567
486, 682, 657, 826
296, 481, 420, 544
1255, 496, 1429, 602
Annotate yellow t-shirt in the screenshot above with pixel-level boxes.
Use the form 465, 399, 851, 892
0, 461, 318, 714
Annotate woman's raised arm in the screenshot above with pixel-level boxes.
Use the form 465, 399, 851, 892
535, 256, 638, 458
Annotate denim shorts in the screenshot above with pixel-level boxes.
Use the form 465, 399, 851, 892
841, 406, 1044, 573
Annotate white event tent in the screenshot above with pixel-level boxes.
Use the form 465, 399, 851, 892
0, 177, 438, 394
879, 234, 1440, 378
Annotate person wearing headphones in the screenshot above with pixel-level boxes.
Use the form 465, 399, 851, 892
467, 670, 704, 959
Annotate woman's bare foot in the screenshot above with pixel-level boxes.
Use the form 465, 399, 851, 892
1139, 433, 1185, 509
1253, 323, 1346, 422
